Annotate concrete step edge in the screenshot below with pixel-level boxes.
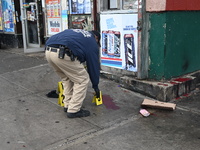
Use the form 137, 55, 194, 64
100, 71, 198, 102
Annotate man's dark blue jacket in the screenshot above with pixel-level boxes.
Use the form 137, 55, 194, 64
45, 29, 100, 89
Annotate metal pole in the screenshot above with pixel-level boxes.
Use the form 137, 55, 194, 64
19, 0, 27, 50
137, 0, 149, 79
93, 0, 97, 30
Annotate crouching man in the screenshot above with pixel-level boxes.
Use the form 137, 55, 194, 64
45, 29, 101, 118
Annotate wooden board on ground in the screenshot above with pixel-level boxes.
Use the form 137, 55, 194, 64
141, 99, 176, 111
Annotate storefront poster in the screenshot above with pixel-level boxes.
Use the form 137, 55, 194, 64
100, 14, 138, 72
46, 0, 61, 18
47, 18, 61, 35
61, 0, 68, 31
2, 0, 14, 32
46, 0, 61, 35
61, 9, 68, 31
0, 0, 3, 31
69, 0, 91, 14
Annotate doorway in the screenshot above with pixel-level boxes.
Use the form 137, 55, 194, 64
20, 0, 45, 53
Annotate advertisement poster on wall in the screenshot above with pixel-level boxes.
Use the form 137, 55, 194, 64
61, 9, 68, 31
46, 0, 62, 35
2, 0, 14, 32
69, 0, 91, 14
0, 0, 3, 31
61, 0, 68, 31
100, 14, 138, 72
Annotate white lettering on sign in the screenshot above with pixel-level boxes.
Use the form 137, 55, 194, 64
50, 21, 60, 27
72, 29, 92, 38
51, 28, 60, 32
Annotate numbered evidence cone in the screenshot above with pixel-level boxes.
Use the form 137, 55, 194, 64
92, 91, 103, 106
57, 81, 64, 107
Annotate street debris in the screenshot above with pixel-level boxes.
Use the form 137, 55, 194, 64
46, 90, 59, 98
141, 99, 176, 111
140, 109, 150, 117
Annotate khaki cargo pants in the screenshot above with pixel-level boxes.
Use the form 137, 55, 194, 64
45, 49, 89, 113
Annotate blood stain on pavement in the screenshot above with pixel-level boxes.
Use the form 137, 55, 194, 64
102, 95, 120, 110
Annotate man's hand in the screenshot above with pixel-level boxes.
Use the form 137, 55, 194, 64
94, 88, 100, 98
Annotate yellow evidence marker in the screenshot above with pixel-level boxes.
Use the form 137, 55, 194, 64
58, 81, 64, 107
92, 91, 103, 106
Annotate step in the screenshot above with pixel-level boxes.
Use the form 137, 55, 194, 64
100, 70, 200, 102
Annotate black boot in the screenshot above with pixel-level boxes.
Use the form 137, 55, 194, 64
64, 107, 68, 112
67, 109, 90, 118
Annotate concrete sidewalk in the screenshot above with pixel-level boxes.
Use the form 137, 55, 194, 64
0, 49, 200, 150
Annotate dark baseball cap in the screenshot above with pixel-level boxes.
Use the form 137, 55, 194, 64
89, 30, 101, 46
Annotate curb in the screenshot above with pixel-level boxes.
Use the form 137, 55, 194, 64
100, 70, 200, 102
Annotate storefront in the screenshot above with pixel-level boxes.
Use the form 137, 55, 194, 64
0, 0, 23, 48
0, 0, 143, 74
0, 0, 96, 51
20, 0, 45, 52
18, 0, 97, 52
45, 0, 94, 37
44, 0, 144, 78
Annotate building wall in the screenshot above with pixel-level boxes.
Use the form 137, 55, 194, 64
146, 0, 200, 80
148, 13, 166, 79
148, 11, 200, 80
146, 0, 166, 11
0, 34, 23, 49
166, 0, 200, 10
146, 0, 200, 11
